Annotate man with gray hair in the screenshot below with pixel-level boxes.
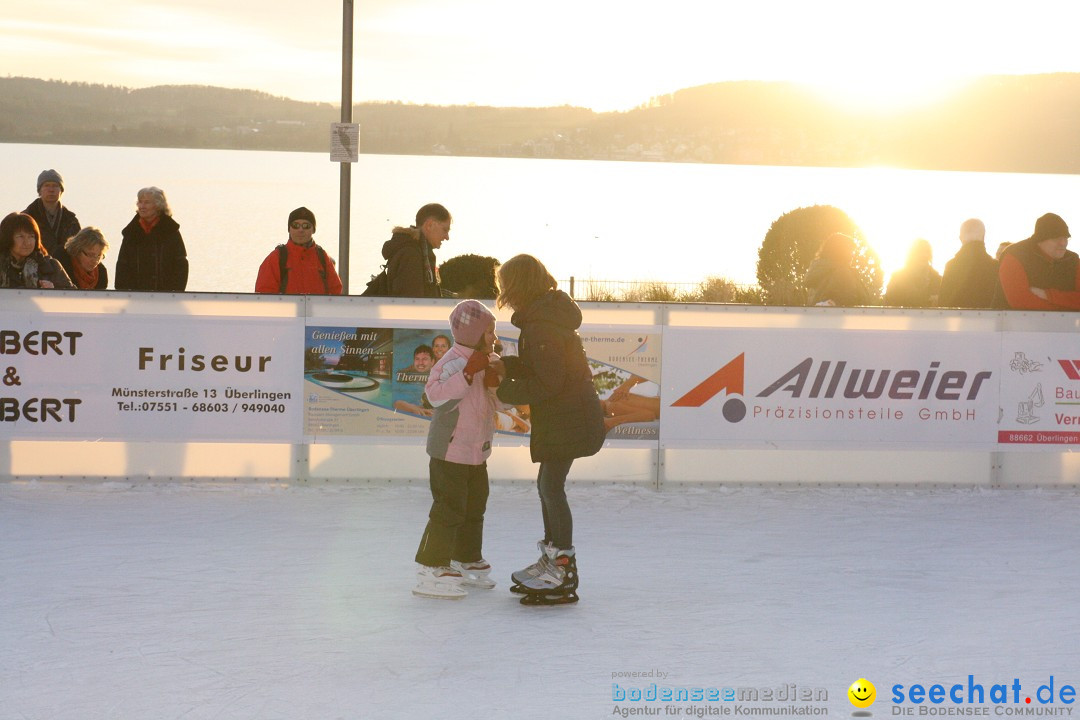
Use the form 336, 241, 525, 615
23, 169, 80, 269
938, 218, 998, 308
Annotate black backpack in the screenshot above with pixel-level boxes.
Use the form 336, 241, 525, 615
361, 264, 391, 297
277, 244, 329, 294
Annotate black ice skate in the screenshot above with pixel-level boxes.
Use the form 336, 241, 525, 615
518, 546, 578, 606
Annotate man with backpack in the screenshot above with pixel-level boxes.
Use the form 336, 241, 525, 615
255, 207, 343, 295
363, 203, 450, 298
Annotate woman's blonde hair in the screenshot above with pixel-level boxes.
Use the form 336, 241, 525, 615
65, 227, 109, 257
496, 254, 557, 310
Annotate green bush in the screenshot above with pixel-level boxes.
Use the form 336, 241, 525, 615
756, 204, 882, 305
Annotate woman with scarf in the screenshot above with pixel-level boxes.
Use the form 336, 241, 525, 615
115, 186, 189, 292
62, 227, 110, 290
0, 212, 74, 290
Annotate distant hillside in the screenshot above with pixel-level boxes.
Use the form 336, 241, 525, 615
3, 74, 1080, 173
613, 75, 1080, 173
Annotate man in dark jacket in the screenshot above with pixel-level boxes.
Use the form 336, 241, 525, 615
939, 218, 999, 308
23, 169, 80, 270
994, 212, 1080, 310
380, 203, 450, 298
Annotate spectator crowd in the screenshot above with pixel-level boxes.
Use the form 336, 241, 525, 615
5, 167, 1078, 311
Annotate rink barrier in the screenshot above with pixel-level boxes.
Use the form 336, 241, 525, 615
1, 289, 1079, 488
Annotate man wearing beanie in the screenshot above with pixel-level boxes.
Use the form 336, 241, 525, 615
994, 212, 1080, 310
255, 207, 343, 295
24, 169, 80, 269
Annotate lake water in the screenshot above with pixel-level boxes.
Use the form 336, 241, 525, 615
3, 142, 1079, 294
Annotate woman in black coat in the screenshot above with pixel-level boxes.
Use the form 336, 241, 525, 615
496, 254, 605, 604
0, 212, 74, 289
115, 186, 189, 291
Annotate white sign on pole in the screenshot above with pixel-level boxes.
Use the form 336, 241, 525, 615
330, 122, 360, 162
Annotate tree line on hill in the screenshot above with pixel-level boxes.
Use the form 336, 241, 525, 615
2, 74, 1080, 173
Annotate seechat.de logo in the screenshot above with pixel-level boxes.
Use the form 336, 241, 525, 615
671, 353, 747, 422
849, 679, 876, 709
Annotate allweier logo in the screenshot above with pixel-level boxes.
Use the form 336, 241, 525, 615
673, 353, 991, 418
663, 329, 998, 448
671, 353, 747, 422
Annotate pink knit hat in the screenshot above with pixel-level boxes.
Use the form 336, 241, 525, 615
449, 300, 496, 348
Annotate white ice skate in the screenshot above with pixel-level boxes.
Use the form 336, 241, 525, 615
451, 559, 496, 589
519, 547, 579, 606
412, 564, 467, 600
510, 540, 553, 594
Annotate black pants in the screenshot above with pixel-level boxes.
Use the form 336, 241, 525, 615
415, 458, 490, 567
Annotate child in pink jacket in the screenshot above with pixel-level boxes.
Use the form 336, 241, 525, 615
413, 300, 505, 599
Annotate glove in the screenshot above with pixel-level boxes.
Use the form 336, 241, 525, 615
484, 355, 503, 387
463, 350, 490, 385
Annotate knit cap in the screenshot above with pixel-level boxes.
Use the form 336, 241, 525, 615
288, 207, 316, 231
1031, 213, 1070, 242
449, 299, 496, 348
37, 169, 64, 193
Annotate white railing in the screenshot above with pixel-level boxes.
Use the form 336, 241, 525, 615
2, 289, 1078, 487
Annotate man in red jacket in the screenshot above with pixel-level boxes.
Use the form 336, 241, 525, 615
995, 212, 1080, 310
255, 207, 343, 295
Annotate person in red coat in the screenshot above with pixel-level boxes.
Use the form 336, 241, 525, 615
255, 207, 343, 295
994, 212, 1080, 310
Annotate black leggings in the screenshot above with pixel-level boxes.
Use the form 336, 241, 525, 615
537, 458, 574, 550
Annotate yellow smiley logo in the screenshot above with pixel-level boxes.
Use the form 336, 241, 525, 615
848, 678, 876, 708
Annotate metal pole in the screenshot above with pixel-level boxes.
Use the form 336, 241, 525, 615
338, 0, 354, 294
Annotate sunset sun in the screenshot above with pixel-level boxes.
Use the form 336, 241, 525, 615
807, 71, 973, 114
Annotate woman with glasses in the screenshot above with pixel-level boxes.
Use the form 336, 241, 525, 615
254, 207, 343, 295
62, 227, 110, 290
0, 212, 74, 289
115, 186, 189, 291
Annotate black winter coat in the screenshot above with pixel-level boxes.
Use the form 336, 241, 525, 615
380, 227, 441, 298
497, 290, 606, 463
24, 198, 80, 269
0, 251, 74, 289
803, 258, 870, 307
938, 241, 998, 308
115, 214, 189, 291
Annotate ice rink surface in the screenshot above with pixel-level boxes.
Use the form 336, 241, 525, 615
3, 480, 1080, 720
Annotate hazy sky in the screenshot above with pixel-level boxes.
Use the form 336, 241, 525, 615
3, 0, 1079, 111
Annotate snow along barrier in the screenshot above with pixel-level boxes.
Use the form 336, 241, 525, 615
2, 289, 1078, 487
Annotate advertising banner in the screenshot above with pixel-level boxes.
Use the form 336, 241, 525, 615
998, 332, 1080, 447
303, 323, 443, 440
303, 322, 663, 442
13, 305, 1080, 455
662, 328, 1000, 449
0, 312, 303, 442
582, 329, 662, 441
